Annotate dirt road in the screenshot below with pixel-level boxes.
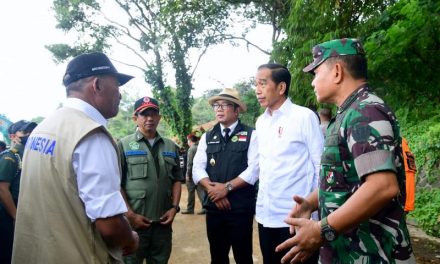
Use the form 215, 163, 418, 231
169, 186, 440, 264
169, 186, 263, 263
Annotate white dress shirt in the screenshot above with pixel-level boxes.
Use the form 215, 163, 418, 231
66, 98, 127, 222
255, 98, 323, 227
192, 120, 259, 185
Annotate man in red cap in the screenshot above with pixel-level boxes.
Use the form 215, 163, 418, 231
118, 96, 184, 264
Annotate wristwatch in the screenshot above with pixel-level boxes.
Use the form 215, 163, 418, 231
225, 182, 233, 192
321, 217, 338, 242
171, 204, 180, 213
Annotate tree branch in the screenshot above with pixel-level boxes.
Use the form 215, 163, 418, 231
190, 46, 209, 78
224, 35, 271, 55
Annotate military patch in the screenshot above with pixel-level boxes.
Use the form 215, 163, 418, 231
236, 131, 248, 136
326, 171, 335, 185
4, 156, 16, 163
238, 135, 247, 142
207, 140, 220, 144
129, 141, 140, 150
231, 135, 238, 142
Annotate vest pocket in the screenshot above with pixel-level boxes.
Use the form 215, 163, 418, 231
126, 156, 148, 180
230, 141, 248, 152
127, 190, 146, 214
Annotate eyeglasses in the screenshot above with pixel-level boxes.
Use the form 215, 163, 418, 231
212, 103, 234, 110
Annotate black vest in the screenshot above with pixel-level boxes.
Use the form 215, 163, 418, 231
204, 121, 256, 213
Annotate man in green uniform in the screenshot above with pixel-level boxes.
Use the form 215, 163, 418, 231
0, 120, 36, 263
181, 131, 206, 215
119, 96, 183, 264
276, 38, 415, 263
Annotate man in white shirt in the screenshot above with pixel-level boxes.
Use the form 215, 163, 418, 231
192, 88, 259, 264
254, 63, 323, 264
12, 52, 138, 263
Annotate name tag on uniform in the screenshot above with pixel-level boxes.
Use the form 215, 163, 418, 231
162, 151, 176, 158
125, 150, 148, 156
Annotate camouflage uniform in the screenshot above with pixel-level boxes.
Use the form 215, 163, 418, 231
302, 39, 415, 263
319, 84, 413, 263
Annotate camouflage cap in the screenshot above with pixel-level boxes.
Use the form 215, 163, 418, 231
303, 38, 365, 73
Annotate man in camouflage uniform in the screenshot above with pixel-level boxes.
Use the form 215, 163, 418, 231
119, 96, 183, 264
276, 38, 415, 263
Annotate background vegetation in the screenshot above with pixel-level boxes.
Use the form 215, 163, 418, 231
18, 0, 438, 236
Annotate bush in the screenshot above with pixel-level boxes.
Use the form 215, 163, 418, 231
409, 188, 440, 238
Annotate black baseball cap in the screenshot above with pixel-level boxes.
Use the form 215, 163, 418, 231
62, 52, 134, 86
8, 120, 37, 134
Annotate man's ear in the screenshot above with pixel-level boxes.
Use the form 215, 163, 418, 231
92, 77, 101, 92
334, 63, 344, 84
278, 82, 286, 96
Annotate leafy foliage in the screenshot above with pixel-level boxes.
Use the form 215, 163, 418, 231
48, 0, 240, 146
234, 80, 262, 127
272, 0, 394, 107
107, 89, 138, 140
409, 188, 440, 237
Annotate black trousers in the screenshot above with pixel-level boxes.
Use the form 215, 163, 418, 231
258, 224, 319, 264
0, 209, 14, 264
206, 211, 254, 264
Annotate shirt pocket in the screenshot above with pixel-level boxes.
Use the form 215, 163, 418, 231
163, 156, 177, 179
126, 156, 148, 180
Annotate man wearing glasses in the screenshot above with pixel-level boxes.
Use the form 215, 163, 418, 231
118, 96, 183, 264
193, 88, 259, 264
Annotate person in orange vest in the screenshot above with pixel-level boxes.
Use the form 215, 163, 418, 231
402, 137, 417, 212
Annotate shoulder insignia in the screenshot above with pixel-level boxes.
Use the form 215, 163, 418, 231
4, 156, 16, 163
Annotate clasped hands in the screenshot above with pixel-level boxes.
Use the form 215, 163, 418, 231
206, 182, 231, 211
275, 195, 323, 264
126, 209, 177, 230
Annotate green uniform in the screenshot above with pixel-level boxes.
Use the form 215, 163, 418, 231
0, 144, 23, 264
319, 85, 414, 263
118, 130, 183, 264
0, 144, 23, 203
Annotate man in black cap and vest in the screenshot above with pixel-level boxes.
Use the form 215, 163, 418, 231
0, 120, 36, 263
193, 88, 259, 264
12, 52, 139, 264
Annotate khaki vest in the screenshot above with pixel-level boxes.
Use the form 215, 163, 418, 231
13, 107, 122, 264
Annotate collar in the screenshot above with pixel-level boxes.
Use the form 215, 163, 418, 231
135, 129, 163, 143
337, 83, 369, 115
263, 97, 292, 117
220, 120, 239, 134
64, 98, 108, 127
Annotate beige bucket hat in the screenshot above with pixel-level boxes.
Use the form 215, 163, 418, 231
208, 88, 247, 112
